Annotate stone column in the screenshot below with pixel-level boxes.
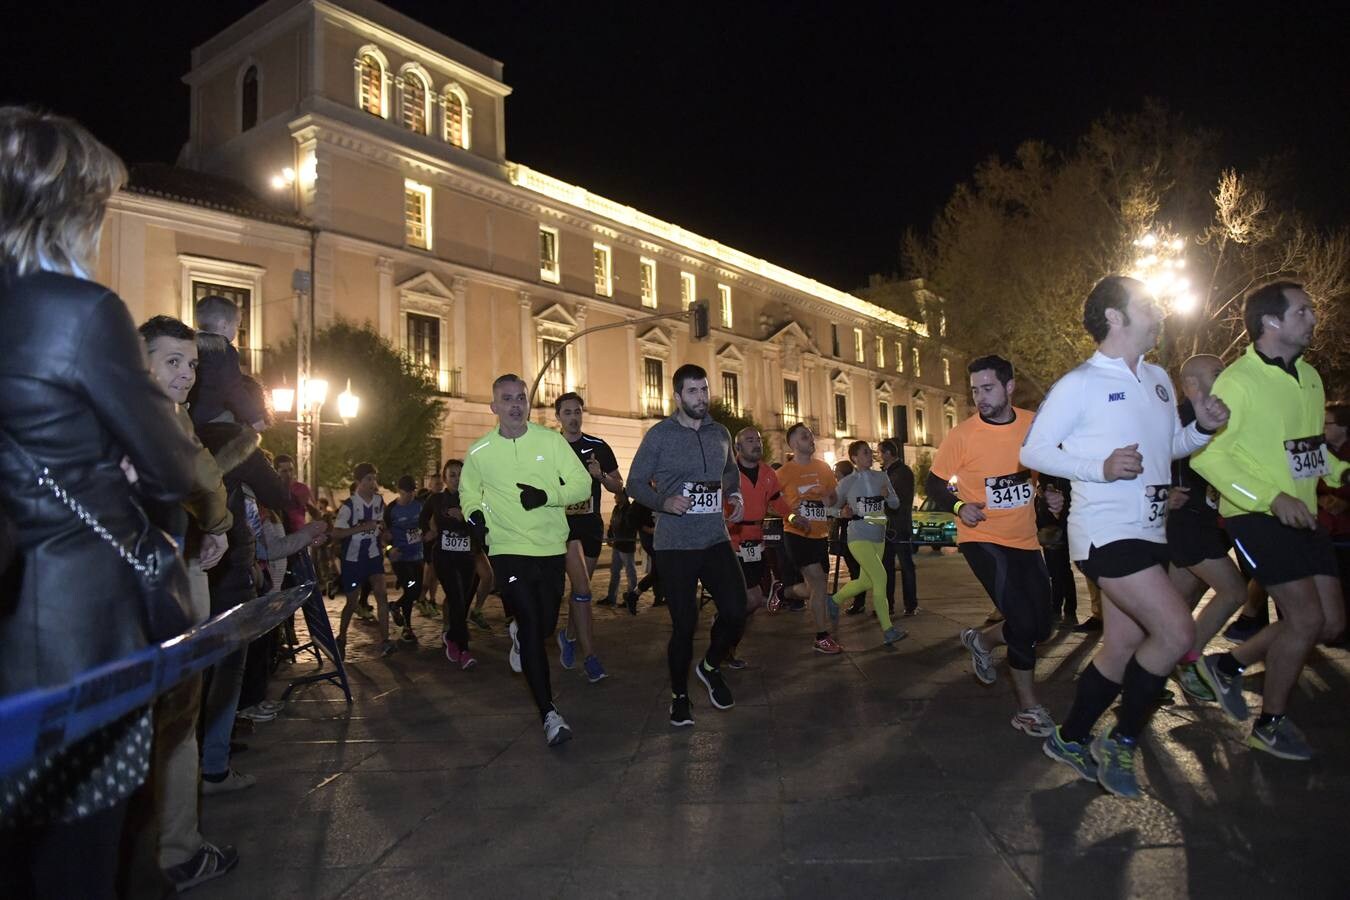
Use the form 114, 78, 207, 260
376, 256, 395, 341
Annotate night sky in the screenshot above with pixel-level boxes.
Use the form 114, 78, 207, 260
3, 1, 1346, 290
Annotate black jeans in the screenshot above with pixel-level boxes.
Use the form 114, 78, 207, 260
884, 538, 918, 613
654, 542, 748, 695
434, 552, 476, 649
492, 554, 566, 718
1042, 546, 1077, 618
392, 559, 424, 626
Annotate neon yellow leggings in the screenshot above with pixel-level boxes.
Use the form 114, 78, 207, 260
831, 539, 893, 632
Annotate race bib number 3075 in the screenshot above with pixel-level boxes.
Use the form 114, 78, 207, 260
1285, 435, 1329, 479
985, 471, 1033, 510
682, 482, 723, 515
441, 531, 471, 553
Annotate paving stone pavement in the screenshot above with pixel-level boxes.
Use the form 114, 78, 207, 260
196, 550, 1350, 899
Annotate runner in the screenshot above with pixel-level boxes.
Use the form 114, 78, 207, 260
926, 356, 1057, 735
333, 463, 393, 658
420, 459, 479, 670
627, 363, 747, 727
418, 472, 444, 619
827, 441, 907, 647
383, 475, 424, 644
553, 392, 622, 683
878, 439, 918, 617
459, 373, 593, 746
1163, 355, 1250, 703
1021, 276, 1228, 798
725, 426, 792, 667
773, 423, 843, 653
1190, 282, 1347, 759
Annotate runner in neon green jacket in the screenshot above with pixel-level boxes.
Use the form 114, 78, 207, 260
1191, 344, 1348, 517
460, 421, 593, 557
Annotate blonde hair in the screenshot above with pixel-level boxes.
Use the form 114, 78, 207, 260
0, 106, 127, 277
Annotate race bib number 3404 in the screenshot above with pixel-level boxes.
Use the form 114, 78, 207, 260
1285, 435, 1329, 479
985, 471, 1033, 510
682, 482, 723, 515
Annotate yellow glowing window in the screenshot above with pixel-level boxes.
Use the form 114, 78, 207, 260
445, 92, 465, 147
359, 55, 382, 116
405, 180, 432, 249
402, 74, 427, 133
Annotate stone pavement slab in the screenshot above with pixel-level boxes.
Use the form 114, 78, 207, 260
194, 551, 1350, 898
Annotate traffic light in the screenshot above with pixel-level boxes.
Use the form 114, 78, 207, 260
691, 299, 710, 340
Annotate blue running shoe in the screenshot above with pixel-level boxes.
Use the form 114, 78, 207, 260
583, 654, 607, 683
1042, 727, 1098, 782
1091, 733, 1142, 799
556, 628, 576, 670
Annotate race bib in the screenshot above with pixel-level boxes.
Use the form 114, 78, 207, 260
566, 497, 594, 516
441, 531, 471, 553
405, 529, 423, 545
856, 495, 885, 516
798, 500, 827, 522
1285, 435, 1329, 480
682, 481, 723, 515
985, 471, 1033, 510
737, 540, 763, 562
1143, 484, 1170, 528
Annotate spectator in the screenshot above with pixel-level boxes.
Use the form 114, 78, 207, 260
0, 107, 198, 898
603, 489, 639, 611
187, 295, 267, 430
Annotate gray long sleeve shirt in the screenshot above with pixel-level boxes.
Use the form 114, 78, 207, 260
835, 469, 900, 543
626, 415, 741, 550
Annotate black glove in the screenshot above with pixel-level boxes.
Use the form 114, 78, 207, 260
517, 482, 548, 511
467, 510, 488, 544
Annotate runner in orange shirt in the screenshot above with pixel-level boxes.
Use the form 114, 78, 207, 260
725, 426, 791, 667
773, 423, 843, 653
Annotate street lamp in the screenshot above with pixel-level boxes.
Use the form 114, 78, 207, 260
271, 374, 358, 492
1129, 229, 1195, 316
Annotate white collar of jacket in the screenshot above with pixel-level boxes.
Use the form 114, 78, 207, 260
213, 425, 260, 474
1088, 350, 1147, 377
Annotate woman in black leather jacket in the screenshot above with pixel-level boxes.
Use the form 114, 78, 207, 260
0, 107, 199, 897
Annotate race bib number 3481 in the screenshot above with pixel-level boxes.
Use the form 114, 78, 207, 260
682, 482, 723, 515
985, 471, 1033, 510
1285, 435, 1329, 479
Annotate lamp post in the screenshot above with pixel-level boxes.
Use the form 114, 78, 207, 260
272, 375, 358, 493
1129, 228, 1196, 367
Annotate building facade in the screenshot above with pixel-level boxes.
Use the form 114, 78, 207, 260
96, 0, 968, 495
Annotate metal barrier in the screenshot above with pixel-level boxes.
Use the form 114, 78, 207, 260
0, 556, 347, 780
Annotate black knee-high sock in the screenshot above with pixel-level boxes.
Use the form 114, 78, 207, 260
1111, 656, 1168, 741
1060, 663, 1121, 744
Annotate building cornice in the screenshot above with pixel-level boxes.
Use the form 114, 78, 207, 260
108, 191, 313, 249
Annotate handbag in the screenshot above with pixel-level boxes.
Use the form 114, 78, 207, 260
0, 430, 193, 642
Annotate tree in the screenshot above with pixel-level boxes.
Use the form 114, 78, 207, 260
707, 400, 773, 463
899, 102, 1350, 397
260, 320, 445, 492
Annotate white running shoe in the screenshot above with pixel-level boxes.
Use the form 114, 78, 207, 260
543, 709, 572, 747
508, 619, 522, 674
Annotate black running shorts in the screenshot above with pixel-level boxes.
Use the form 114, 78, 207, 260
1226, 514, 1339, 586
1166, 509, 1232, 569
1075, 539, 1170, 580
566, 513, 604, 559
784, 532, 829, 571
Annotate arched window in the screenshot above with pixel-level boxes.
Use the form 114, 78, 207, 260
356, 49, 386, 117
400, 66, 430, 134
443, 83, 471, 149
240, 65, 258, 131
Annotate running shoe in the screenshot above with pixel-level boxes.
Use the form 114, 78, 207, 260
1247, 716, 1313, 761
237, 705, 276, 723
813, 635, 844, 655
624, 591, 639, 616
201, 769, 256, 795
165, 841, 239, 892
766, 580, 784, 612
960, 627, 996, 685
1223, 614, 1267, 643
460, 649, 478, 671
443, 634, 461, 665
845, 600, 865, 616
1011, 705, 1055, 738
508, 620, 522, 673
379, 640, 398, 658
1042, 727, 1098, 782
724, 656, 748, 670
354, 605, 375, 622
390, 606, 405, 627
695, 660, 734, 709
1072, 616, 1103, 634
556, 628, 577, 669
903, 607, 919, 617
883, 626, 908, 646
1174, 661, 1216, 703
400, 626, 416, 644
543, 709, 572, 747
826, 595, 841, 627
469, 609, 492, 632
1090, 733, 1142, 799
1195, 655, 1249, 721
670, 693, 694, 727
256, 699, 286, 715
584, 655, 607, 683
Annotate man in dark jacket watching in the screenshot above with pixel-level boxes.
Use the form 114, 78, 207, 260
877, 439, 918, 616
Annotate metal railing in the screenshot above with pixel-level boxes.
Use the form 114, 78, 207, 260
773, 413, 820, 434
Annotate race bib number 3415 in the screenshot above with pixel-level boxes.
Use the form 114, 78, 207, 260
985, 471, 1033, 510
